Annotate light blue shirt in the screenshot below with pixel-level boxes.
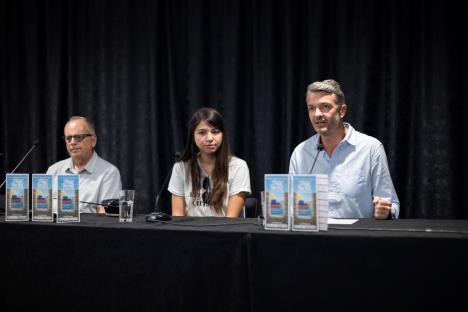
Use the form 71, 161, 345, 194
46, 151, 122, 213
289, 123, 400, 219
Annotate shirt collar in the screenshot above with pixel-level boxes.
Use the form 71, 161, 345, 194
66, 151, 98, 174
342, 122, 358, 146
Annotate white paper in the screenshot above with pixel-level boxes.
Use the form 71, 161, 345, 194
315, 174, 329, 231
327, 218, 358, 225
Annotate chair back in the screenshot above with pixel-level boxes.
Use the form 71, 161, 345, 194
243, 197, 258, 218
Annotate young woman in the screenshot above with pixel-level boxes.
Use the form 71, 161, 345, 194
168, 107, 251, 217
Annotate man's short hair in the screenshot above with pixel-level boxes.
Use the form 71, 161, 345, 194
67, 116, 96, 135
306, 79, 345, 105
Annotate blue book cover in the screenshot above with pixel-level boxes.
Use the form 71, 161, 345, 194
291, 175, 318, 231
32, 174, 53, 221
264, 174, 290, 230
57, 174, 80, 222
5, 174, 29, 221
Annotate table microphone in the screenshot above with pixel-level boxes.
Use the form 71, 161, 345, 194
0, 140, 39, 189
309, 137, 324, 174
80, 199, 119, 214
146, 152, 181, 222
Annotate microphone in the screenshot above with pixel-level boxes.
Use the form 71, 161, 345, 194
0, 140, 39, 189
80, 199, 119, 214
146, 152, 181, 222
308, 137, 324, 174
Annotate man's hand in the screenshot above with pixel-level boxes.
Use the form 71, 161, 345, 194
97, 206, 106, 215
373, 196, 392, 219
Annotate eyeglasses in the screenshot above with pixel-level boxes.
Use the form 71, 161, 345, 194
63, 134, 93, 143
202, 176, 211, 205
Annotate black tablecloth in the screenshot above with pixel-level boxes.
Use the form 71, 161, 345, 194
1, 215, 468, 311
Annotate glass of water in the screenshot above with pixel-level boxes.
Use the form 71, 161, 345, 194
119, 190, 135, 222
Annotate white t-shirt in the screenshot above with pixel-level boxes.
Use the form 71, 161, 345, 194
168, 157, 251, 216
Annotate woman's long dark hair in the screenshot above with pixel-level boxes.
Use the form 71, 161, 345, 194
179, 107, 231, 213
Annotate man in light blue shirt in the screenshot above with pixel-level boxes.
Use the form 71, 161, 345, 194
289, 79, 399, 219
47, 116, 122, 213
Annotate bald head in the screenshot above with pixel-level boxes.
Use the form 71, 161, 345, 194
63, 116, 97, 166
65, 116, 96, 135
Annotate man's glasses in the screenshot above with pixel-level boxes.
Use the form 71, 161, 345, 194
202, 176, 211, 205
63, 134, 93, 143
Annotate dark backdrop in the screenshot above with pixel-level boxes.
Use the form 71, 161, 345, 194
1, 0, 467, 218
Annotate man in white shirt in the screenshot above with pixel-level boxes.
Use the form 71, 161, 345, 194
46, 116, 121, 213
289, 79, 399, 219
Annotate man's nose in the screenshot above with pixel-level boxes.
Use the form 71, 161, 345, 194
313, 107, 323, 116
315, 107, 323, 116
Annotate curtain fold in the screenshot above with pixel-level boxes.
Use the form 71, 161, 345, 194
1, 0, 467, 218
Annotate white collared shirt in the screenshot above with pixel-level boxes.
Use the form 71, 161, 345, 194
46, 151, 122, 213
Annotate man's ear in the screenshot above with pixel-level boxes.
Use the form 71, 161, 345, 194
340, 104, 347, 118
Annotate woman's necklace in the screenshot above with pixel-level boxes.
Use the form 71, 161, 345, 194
198, 157, 215, 176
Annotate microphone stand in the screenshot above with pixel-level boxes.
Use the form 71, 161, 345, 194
309, 138, 324, 174
0, 141, 39, 189
146, 152, 181, 221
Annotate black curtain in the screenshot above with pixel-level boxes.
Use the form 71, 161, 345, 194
1, 0, 467, 218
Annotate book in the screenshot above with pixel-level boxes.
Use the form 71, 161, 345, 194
5, 174, 29, 221
291, 174, 328, 231
57, 175, 80, 223
264, 174, 290, 231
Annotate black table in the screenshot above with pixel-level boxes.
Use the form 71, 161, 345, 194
1, 215, 468, 311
